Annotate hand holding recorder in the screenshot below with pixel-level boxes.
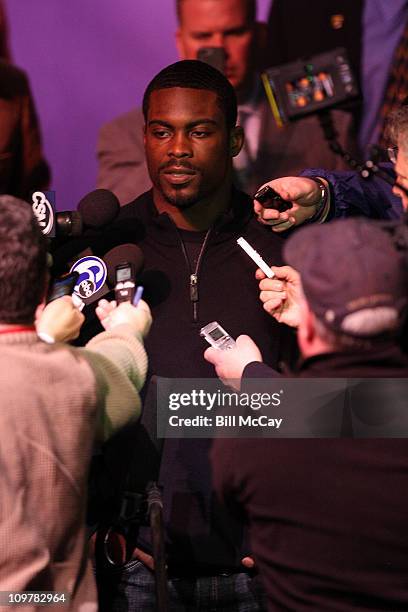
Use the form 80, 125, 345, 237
253, 176, 329, 232
204, 335, 262, 391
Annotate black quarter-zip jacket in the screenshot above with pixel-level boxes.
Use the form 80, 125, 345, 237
118, 188, 291, 378
101, 188, 296, 572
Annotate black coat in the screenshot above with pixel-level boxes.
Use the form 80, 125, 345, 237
91, 188, 297, 572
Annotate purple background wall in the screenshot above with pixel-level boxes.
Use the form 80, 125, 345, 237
6, 0, 271, 210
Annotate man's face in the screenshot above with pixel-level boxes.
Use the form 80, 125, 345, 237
144, 87, 234, 209
393, 146, 408, 210
176, 0, 256, 93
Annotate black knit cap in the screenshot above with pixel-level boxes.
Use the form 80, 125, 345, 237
284, 217, 408, 337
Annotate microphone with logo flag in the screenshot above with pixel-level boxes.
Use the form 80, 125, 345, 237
31, 191, 58, 237
66, 243, 144, 310
49, 189, 122, 274
69, 251, 110, 307
32, 188, 120, 239
67, 244, 144, 344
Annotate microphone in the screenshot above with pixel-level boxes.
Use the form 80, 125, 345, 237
104, 244, 145, 288
104, 244, 145, 304
32, 190, 82, 238
55, 210, 83, 237
33, 189, 120, 238
66, 245, 144, 346
32, 191, 57, 237
59, 188, 120, 236
77, 188, 120, 230
65, 244, 144, 309
105, 243, 171, 308
69, 252, 110, 306
50, 190, 121, 274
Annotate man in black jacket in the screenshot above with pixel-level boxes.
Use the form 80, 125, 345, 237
206, 218, 408, 610
93, 60, 295, 611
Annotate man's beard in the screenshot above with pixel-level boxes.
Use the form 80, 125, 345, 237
161, 186, 201, 209
156, 160, 204, 209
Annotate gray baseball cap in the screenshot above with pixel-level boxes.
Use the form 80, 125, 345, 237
284, 218, 408, 337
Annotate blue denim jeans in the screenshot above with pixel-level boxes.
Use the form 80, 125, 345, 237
96, 559, 267, 611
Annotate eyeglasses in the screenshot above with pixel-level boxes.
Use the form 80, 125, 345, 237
387, 146, 398, 164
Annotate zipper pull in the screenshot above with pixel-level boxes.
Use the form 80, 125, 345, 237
190, 273, 198, 302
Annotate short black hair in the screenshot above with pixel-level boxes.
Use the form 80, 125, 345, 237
176, 0, 256, 24
0, 195, 48, 324
142, 59, 237, 131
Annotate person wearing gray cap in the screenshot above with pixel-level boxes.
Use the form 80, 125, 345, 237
205, 216, 408, 382
205, 217, 408, 611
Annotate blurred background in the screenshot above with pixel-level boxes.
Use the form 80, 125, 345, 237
6, 0, 270, 209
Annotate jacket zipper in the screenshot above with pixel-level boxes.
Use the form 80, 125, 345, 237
178, 229, 212, 322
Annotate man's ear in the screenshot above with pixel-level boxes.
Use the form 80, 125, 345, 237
303, 301, 317, 340
297, 299, 315, 354
230, 126, 244, 157
36, 273, 50, 320
36, 301, 45, 313
35, 301, 46, 324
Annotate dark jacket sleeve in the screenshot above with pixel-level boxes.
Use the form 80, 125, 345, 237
301, 165, 403, 221
242, 361, 282, 379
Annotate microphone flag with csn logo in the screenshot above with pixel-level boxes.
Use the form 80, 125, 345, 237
70, 254, 109, 305
31, 191, 56, 237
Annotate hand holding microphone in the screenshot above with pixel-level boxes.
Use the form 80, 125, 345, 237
253, 177, 328, 232
96, 243, 150, 336
96, 299, 152, 338
52, 243, 144, 310
36, 296, 85, 343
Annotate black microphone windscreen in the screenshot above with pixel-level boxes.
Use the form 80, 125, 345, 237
78, 189, 120, 229
104, 243, 144, 287
51, 236, 93, 274
56, 210, 83, 237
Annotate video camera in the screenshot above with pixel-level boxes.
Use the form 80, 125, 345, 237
261, 47, 359, 127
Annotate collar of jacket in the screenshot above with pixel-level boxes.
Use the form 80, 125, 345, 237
126, 187, 254, 246
296, 342, 408, 376
0, 330, 39, 345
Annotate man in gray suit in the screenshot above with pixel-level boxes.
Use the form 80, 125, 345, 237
97, 0, 356, 205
